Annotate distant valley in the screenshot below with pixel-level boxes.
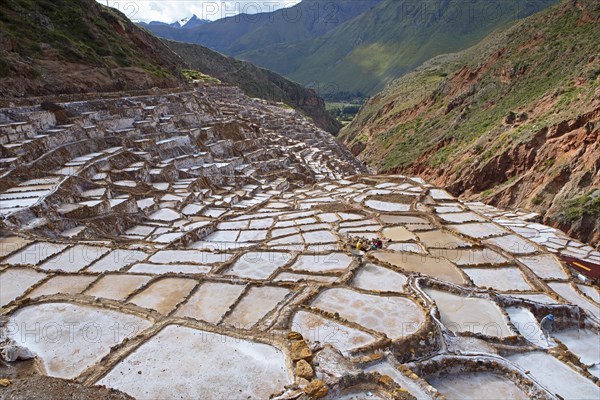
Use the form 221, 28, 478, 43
141, 0, 559, 100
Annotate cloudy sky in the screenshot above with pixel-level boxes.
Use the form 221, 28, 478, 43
97, 0, 302, 23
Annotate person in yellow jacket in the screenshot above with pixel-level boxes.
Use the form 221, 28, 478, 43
356, 240, 363, 251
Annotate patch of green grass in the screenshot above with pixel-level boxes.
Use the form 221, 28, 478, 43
481, 189, 494, 198
182, 69, 221, 84
0, 55, 10, 77
564, 192, 600, 221
532, 195, 543, 206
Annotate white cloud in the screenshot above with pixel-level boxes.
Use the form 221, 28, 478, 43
97, 0, 302, 23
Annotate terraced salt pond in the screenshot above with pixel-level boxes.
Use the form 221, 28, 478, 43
128, 278, 197, 314
8, 303, 151, 379
292, 311, 377, 355
462, 267, 534, 291
0, 267, 46, 306
85, 274, 152, 300
365, 361, 433, 400
428, 372, 528, 400
506, 307, 554, 348
416, 230, 472, 250
372, 252, 466, 284
553, 329, 600, 378
221, 286, 290, 328
175, 282, 246, 323
312, 288, 425, 338
27, 275, 97, 298
0, 236, 31, 257
507, 352, 600, 399
290, 253, 353, 273
3, 242, 68, 266
548, 282, 600, 320
351, 263, 407, 293
1, 89, 598, 399
382, 226, 416, 242
518, 253, 568, 279
425, 289, 513, 338
225, 251, 291, 279
98, 325, 291, 399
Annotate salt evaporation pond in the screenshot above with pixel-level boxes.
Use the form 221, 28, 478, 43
0, 268, 46, 306
365, 361, 433, 399
352, 263, 407, 293
312, 288, 425, 338
518, 253, 568, 279
128, 278, 197, 314
425, 289, 513, 338
382, 226, 416, 242
85, 274, 152, 301
290, 253, 353, 273
373, 252, 466, 285
428, 372, 528, 400
463, 267, 534, 291
365, 200, 410, 212
291, 310, 376, 355
98, 325, 291, 399
554, 329, 600, 378
222, 286, 289, 328
577, 284, 600, 304
225, 251, 291, 279
27, 275, 97, 298
548, 282, 600, 320
175, 281, 246, 323
506, 307, 554, 348
417, 230, 471, 249
8, 303, 151, 379
507, 352, 600, 400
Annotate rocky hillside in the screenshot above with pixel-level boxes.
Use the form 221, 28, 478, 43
164, 40, 341, 134
341, 0, 600, 245
0, 1, 338, 134
0, 0, 186, 98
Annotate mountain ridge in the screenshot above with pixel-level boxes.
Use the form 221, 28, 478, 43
164, 39, 341, 133
137, 0, 383, 55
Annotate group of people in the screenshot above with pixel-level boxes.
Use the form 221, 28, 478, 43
353, 236, 384, 252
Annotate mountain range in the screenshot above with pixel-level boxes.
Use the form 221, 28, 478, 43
341, 0, 600, 244
141, 0, 559, 99
138, 14, 209, 31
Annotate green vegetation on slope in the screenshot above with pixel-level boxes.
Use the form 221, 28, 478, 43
237, 0, 558, 98
0, 0, 184, 97
342, 0, 600, 244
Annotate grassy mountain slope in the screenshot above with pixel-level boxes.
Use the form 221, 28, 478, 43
165, 40, 341, 133
0, 0, 185, 98
341, 0, 600, 245
239, 0, 558, 98
140, 0, 382, 56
